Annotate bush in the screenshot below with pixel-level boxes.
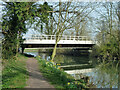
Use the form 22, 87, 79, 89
90, 36, 119, 65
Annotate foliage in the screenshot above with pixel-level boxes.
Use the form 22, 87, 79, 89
91, 2, 120, 64
36, 56, 87, 89
2, 2, 33, 59
2, 54, 28, 88
30, 2, 53, 34
2, 2, 52, 59
91, 36, 119, 66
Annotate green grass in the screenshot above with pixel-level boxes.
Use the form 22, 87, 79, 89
2, 54, 28, 88
36, 56, 88, 89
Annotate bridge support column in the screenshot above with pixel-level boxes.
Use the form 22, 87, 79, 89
22, 47, 25, 54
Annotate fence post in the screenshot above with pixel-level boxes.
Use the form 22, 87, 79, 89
50, 35, 52, 40
73, 36, 75, 40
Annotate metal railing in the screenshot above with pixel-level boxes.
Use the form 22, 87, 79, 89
25, 35, 92, 41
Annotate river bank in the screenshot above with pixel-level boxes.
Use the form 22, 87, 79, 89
2, 54, 28, 88
24, 49, 119, 88
36, 56, 92, 89
2, 54, 55, 89
3, 50, 118, 89
2, 53, 90, 89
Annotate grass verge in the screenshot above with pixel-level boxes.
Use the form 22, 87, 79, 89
36, 56, 88, 89
2, 54, 28, 88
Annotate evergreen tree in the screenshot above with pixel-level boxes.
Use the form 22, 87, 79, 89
2, 2, 51, 59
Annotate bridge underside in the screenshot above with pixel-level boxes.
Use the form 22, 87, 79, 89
21, 44, 95, 50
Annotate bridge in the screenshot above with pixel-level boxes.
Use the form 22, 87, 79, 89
21, 35, 95, 53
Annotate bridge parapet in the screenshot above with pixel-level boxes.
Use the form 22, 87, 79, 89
25, 35, 91, 41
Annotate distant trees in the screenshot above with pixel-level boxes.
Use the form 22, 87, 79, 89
91, 2, 120, 62
73, 3, 94, 37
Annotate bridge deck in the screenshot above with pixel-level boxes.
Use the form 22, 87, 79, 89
24, 40, 93, 44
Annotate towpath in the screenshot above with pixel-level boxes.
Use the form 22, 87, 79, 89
25, 58, 55, 89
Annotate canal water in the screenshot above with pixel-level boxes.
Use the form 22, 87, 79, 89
25, 49, 119, 88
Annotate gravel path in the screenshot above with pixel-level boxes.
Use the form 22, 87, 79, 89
25, 58, 55, 89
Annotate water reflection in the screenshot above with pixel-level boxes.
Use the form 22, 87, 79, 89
54, 54, 90, 66
70, 62, 118, 88
38, 53, 90, 66
94, 62, 118, 88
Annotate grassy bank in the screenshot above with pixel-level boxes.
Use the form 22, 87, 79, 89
2, 54, 28, 88
36, 56, 88, 89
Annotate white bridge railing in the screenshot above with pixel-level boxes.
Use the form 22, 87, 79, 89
25, 35, 92, 41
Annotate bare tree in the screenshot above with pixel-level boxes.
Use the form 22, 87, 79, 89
95, 2, 119, 44
50, 2, 96, 61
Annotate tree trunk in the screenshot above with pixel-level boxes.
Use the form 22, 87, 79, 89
76, 28, 79, 36
22, 47, 25, 54
51, 42, 57, 61
16, 31, 20, 53
16, 40, 19, 53
51, 34, 60, 61
51, 1, 61, 62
